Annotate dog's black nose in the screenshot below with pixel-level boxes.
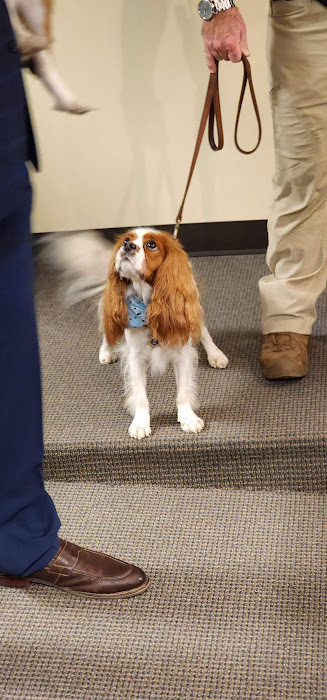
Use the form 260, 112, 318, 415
123, 239, 136, 253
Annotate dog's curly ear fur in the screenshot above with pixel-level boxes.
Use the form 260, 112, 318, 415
102, 256, 128, 347
147, 236, 203, 347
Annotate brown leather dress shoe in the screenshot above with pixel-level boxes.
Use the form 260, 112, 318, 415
0, 539, 149, 598
261, 332, 310, 380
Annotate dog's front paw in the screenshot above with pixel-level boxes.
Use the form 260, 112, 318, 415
178, 407, 204, 434
99, 346, 118, 364
208, 348, 229, 369
129, 414, 151, 440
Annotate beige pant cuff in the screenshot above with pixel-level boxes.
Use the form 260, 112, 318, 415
262, 318, 313, 336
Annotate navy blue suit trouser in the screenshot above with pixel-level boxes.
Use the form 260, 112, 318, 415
0, 183, 60, 577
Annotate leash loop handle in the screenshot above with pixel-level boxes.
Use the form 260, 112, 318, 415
174, 56, 262, 238
208, 63, 224, 152
234, 56, 262, 155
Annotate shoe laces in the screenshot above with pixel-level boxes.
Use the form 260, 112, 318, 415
273, 333, 294, 350
270, 333, 306, 352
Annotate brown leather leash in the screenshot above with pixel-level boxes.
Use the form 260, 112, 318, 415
173, 56, 262, 238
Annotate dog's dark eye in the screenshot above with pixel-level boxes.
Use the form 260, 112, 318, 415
146, 241, 157, 250
124, 237, 130, 244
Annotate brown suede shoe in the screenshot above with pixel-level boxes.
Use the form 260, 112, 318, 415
0, 539, 149, 599
261, 332, 310, 380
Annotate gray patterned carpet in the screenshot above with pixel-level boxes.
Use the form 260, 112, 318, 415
1, 253, 326, 700
1, 482, 326, 700
36, 254, 327, 490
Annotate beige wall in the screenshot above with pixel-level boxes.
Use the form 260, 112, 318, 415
24, 0, 273, 233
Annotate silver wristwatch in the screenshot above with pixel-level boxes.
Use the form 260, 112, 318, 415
198, 0, 235, 20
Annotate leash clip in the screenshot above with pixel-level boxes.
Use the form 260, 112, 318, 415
173, 217, 181, 239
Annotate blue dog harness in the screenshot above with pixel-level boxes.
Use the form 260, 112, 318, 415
126, 294, 159, 345
126, 294, 148, 328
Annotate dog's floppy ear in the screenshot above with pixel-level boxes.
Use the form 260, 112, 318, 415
147, 235, 203, 347
102, 253, 128, 347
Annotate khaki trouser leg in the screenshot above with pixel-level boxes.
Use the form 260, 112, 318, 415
259, 0, 327, 335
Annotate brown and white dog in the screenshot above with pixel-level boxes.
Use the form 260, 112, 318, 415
99, 229, 228, 440
5, 0, 90, 114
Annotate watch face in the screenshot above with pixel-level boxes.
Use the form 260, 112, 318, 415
198, 0, 214, 20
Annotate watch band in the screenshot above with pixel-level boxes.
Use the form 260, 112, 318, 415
198, 0, 235, 21
213, 0, 235, 11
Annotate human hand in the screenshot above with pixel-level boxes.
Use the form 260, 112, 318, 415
201, 8, 250, 71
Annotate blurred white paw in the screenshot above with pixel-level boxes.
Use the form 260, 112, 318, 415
54, 99, 92, 115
